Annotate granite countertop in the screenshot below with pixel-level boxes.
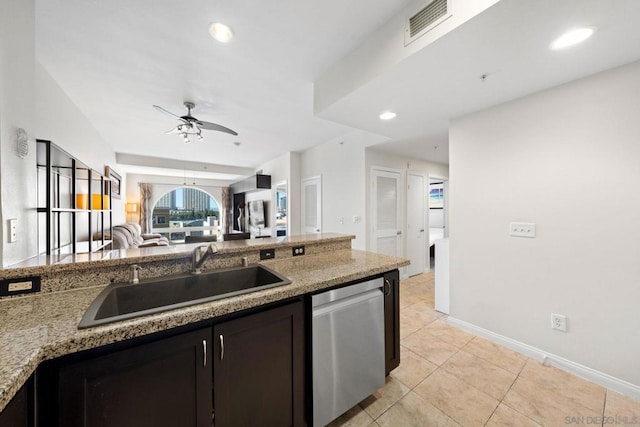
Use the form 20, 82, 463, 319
4, 233, 353, 275
0, 248, 409, 412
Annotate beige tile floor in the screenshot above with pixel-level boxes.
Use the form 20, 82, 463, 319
328, 272, 640, 427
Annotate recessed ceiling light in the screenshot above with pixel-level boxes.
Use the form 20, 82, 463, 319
379, 111, 397, 121
550, 27, 596, 50
209, 22, 233, 43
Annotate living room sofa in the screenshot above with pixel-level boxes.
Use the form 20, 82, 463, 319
109, 223, 169, 249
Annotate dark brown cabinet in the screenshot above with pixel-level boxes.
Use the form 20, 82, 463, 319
0, 380, 32, 427
384, 270, 400, 375
26, 270, 396, 426
213, 300, 305, 427
52, 327, 211, 427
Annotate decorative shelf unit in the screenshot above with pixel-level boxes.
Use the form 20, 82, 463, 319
36, 140, 113, 256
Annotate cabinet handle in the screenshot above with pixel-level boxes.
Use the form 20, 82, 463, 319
384, 279, 392, 296
219, 334, 224, 360
203, 340, 207, 367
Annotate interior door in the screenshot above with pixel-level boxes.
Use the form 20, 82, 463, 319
371, 169, 402, 257
302, 176, 322, 234
406, 173, 425, 276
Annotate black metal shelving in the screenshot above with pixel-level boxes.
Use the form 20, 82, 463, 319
36, 139, 113, 256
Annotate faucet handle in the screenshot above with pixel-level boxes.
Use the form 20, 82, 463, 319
130, 264, 143, 284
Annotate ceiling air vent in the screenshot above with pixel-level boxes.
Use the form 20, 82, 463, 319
405, 0, 452, 46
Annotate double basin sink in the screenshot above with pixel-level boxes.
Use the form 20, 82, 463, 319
79, 265, 291, 329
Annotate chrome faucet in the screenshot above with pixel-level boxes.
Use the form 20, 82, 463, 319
192, 243, 218, 275
129, 264, 143, 284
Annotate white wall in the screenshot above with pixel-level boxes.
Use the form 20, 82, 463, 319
0, 0, 37, 266
256, 152, 292, 236
300, 131, 367, 250
256, 151, 302, 236
35, 62, 124, 228
449, 60, 640, 387
1, 0, 123, 266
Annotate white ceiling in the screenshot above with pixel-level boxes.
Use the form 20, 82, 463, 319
318, 0, 640, 164
35, 0, 415, 171
35, 0, 640, 172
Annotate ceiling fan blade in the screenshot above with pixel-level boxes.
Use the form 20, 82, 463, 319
153, 105, 188, 123
197, 120, 238, 136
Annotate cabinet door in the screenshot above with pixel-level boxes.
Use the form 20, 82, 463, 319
384, 270, 400, 374
57, 327, 211, 427
213, 301, 304, 427
0, 380, 31, 427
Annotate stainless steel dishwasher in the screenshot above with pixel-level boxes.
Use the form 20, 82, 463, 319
312, 277, 385, 427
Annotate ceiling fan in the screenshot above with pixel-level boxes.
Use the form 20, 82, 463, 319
153, 102, 238, 143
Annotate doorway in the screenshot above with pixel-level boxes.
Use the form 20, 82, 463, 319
274, 181, 288, 237
428, 176, 448, 270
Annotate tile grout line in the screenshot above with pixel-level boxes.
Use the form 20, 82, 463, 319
459, 337, 530, 378
496, 360, 544, 426
601, 389, 608, 427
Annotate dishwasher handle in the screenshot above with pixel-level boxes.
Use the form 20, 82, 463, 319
384, 279, 391, 296
312, 278, 383, 307
312, 288, 383, 318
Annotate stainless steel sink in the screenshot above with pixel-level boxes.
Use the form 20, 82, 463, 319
78, 265, 291, 329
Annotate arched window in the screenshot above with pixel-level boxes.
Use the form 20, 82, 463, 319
152, 187, 220, 241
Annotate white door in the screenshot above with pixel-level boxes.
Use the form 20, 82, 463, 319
302, 176, 322, 234
407, 173, 425, 276
371, 168, 402, 257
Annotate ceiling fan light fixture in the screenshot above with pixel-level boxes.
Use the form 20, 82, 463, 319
209, 22, 233, 43
550, 27, 596, 50
153, 102, 238, 141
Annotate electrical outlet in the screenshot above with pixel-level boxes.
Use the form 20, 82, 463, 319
509, 222, 536, 238
292, 245, 305, 256
551, 313, 567, 332
0, 276, 41, 296
259, 249, 275, 260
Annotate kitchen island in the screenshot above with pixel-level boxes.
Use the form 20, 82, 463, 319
0, 233, 408, 425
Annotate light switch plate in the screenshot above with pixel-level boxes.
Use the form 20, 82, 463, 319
509, 222, 536, 238
8, 219, 17, 243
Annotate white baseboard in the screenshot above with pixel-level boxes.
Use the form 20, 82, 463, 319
447, 317, 640, 400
